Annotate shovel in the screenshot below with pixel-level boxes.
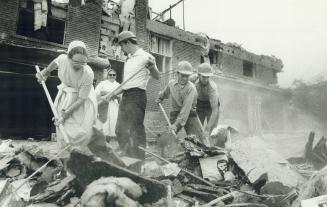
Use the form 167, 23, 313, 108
158, 103, 178, 139
35, 65, 70, 144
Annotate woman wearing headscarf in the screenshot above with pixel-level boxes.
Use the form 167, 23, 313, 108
95, 68, 120, 140
36, 40, 97, 148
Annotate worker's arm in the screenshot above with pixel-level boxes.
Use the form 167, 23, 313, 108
174, 86, 197, 128
156, 82, 171, 102
60, 71, 93, 121
94, 82, 104, 102
205, 83, 220, 134
61, 97, 86, 119
104, 87, 124, 102
36, 60, 58, 83
147, 56, 160, 80
205, 99, 220, 134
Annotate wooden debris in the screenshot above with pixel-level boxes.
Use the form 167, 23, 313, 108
67, 149, 167, 204
139, 146, 216, 187
200, 191, 242, 207
87, 126, 126, 167
30, 175, 76, 203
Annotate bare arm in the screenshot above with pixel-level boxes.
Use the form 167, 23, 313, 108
63, 98, 86, 118
206, 101, 219, 133
147, 63, 160, 80
158, 84, 171, 101
146, 56, 160, 80
36, 60, 58, 82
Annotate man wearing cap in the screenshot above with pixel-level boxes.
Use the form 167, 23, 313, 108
156, 61, 208, 145
191, 63, 220, 138
106, 31, 160, 159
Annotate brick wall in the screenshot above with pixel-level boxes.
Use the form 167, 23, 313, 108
173, 40, 202, 67
0, 0, 19, 36
135, 0, 149, 50
217, 52, 243, 76
65, 3, 102, 56
255, 64, 277, 84
216, 51, 278, 85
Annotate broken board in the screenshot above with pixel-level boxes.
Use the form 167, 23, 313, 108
67, 149, 167, 204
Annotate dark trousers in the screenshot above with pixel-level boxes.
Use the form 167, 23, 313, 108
170, 111, 204, 141
115, 88, 146, 159
196, 99, 212, 125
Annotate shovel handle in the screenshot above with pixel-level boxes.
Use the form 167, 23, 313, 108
158, 103, 177, 137
99, 66, 145, 105
35, 65, 70, 144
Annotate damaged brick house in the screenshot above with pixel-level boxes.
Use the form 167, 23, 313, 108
0, 0, 106, 138
0, 0, 286, 139
99, 0, 286, 135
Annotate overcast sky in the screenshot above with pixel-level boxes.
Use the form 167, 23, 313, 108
149, 0, 327, 87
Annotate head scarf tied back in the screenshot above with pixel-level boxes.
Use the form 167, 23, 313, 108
67, 40, 87, 53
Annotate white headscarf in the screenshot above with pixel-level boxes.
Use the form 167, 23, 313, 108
67, 40, 87, 53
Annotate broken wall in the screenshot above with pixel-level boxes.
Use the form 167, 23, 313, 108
0, 0, 103, 138
0, 0, 19, 38
65, 3, 102, 56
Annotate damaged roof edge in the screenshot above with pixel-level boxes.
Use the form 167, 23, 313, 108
146, 20, 283, 72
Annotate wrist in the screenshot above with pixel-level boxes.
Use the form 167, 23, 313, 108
61, 109, 69, 119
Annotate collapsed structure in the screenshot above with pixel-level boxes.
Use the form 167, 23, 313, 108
0, 0, 286, 139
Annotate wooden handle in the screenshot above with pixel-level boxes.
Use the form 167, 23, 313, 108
99, 67, 145, 105
35, 65, 70, 144
158, 103, 177, 137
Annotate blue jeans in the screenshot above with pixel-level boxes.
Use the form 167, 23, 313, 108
115, 88, 146, 159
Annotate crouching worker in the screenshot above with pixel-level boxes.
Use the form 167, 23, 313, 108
35, 40, 97, 149
156, 61, 210, 146
190, 63, 220, 138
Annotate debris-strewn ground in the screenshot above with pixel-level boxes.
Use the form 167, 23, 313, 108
0, 130, 326, 207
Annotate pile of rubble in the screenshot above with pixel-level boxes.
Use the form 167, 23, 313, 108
1, 129, 327, 206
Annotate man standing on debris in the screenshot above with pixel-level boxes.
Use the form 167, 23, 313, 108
190, 63, 220, 138
105, 31, 159, 159
156, 61, 209, 145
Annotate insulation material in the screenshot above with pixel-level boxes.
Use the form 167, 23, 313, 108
51, 0, 69, 3
118, 0, 135, 31
34, 0, 48, 31
80, 177, 142, 207
230, 136, 305, 187
301, 195, 327, 207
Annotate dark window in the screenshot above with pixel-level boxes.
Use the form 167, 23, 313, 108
209, 49, 218, 64
16, 0, 67, 44
243, 60, 254, 77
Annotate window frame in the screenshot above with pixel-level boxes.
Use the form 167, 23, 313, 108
15, 1, 68, 45
243, 60, 256, 78
150, 34, 173, 74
